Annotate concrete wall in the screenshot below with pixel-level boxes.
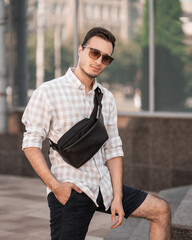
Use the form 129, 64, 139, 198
118, 116, 192, 191
0, 110, 50, 177
0, 133, 50, 177
0, 111, 192, 192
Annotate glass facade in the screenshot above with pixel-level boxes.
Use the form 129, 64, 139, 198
4, 0, 192, 115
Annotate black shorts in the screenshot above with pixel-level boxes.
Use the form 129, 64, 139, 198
96, 185, 148, 218
47, 185, 148, 240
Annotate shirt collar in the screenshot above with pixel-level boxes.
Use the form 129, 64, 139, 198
66, 68, 98, 92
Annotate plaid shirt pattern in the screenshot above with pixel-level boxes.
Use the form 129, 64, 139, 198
22, 68, 124, 210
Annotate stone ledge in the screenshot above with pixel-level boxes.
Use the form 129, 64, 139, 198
172, 185, 192, 231
104, 185, 192, 240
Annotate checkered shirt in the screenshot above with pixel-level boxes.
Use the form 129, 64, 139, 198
22, 68, 124, 210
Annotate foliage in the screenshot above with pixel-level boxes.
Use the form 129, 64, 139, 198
43, 30, 55, 82
141, 0, 187, 111
27, 29, 73, 89
61, 39, 73, 74
184, 45, 192, 96
98, 39, 141, 86
155, 0, 184, 57
27, 32, 36, 89
44, 29, 73, 81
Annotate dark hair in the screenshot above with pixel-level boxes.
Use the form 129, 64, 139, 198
81, 27, 116, 51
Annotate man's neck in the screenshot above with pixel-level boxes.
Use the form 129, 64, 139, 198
73, 67, 95, 93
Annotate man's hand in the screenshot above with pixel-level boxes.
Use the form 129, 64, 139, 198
110, 198, 125, 229
53, 182, 82, 205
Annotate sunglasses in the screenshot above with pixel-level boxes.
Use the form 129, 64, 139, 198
82, 46, 114, 65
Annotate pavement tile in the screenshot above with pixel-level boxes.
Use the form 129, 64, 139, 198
85, 237, 104, 240
0, 175, 111, 240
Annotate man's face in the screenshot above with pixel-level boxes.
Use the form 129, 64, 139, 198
78, 36, 113, 79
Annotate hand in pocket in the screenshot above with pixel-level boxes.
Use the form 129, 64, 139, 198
53, 182, 82, 205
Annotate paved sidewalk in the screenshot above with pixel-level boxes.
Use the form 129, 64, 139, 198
0, 175, 111, 240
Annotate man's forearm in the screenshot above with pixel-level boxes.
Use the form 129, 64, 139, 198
24, 147, 59, 191
107, 156, 123, 199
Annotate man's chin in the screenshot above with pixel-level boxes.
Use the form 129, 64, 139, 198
87, 70, 103, 79
83, 72, 97, 79
88, 74, 99, 79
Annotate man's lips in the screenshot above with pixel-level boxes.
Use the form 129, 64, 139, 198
90, 65, 101, 71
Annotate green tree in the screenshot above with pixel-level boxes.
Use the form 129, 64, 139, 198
98, 39, 141, 86
184, 45, 192, 97
141, 0, 186, 111
44, 30, 55, 81
27, 32, 36, 89
44, 30, 73, 81
27, 29, 73, 89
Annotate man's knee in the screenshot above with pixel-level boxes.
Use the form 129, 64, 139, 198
144, 194, 170, 220
130, 193, 171, 222
159, 199, 171, 218
152, 196, 171, 222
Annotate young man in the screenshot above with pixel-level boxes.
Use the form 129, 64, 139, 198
22, 27, 171, 240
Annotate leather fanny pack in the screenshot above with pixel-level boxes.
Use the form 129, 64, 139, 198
49, 87, 108, 168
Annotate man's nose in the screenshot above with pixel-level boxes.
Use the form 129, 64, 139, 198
95, 55, 103, 65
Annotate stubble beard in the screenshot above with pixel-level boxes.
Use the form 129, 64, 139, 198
79, 64, 103, 80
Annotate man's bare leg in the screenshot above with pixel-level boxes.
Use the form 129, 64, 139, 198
130, 194, 171, 240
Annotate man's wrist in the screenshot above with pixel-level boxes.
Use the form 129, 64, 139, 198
47, 176, 60, 192
113, 192, 123, 201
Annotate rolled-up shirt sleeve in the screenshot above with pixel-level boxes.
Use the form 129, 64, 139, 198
22, 86, 51, 150
103, 95, 124, 163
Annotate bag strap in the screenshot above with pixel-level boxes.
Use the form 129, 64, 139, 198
90, 87, 103, 119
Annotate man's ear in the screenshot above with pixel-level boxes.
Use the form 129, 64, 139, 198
78, 45, 83, 56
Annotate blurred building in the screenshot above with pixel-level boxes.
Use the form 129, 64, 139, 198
27, 0, 145, 42
1, 0, 192, 193
3, 0, 145, 107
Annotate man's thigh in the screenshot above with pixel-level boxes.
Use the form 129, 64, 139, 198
47, 190, 96, 240
130, 193, 168, 220
97, 185, 148, 218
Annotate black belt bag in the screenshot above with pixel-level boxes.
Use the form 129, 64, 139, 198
49, 87, 108, 168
